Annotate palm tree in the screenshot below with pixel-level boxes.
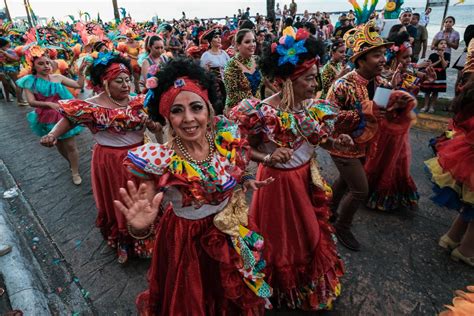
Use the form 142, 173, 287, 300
23, 0, 32, 27
3, 0, 12, 21
112, 0, 120, 22
267, 0, 275, 22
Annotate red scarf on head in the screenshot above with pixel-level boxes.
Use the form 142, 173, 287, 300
159, 77, 210, 119
275, 58, 318, 85
101, 63, 131, 82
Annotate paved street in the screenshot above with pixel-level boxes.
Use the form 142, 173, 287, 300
0, 100, 472, 315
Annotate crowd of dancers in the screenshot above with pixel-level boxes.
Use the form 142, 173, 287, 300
0, 2, 473, 315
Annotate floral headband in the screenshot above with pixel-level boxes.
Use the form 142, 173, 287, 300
271, 28, 310, 66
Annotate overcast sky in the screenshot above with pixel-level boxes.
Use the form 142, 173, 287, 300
4, 0, 474, 21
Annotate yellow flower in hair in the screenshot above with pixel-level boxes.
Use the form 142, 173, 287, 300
29, 45, 45, 58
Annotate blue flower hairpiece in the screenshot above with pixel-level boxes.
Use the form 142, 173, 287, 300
93, 51, 115, 66
276, 36, 308, 66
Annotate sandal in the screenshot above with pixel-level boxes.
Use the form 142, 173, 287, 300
72, 173, 82, 185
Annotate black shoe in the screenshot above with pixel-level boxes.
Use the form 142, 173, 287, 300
334, 226, 361, 251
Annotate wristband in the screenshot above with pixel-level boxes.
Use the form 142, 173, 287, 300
263, 154, 272, 166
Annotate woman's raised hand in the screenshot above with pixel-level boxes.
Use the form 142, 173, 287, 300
114, 181, 163, 231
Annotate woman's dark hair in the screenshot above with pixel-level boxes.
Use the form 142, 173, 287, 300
387, 24, 405, 40
145, 35, 163, 53
239, 20, 255, 30
303, 22, 316, 35
387, 30, 410, 47
235, 28, 253, 45
0, 37, 9, 49
464, 24, 474, 47
444, 16, 455, 24
285, 17, 293, 27
88, 54, 132, 87
330, 39, 345, 51
92, 41, 106, 52
163, 24, 173, 32
147, 57, 219, 124
259, 35, 325, 79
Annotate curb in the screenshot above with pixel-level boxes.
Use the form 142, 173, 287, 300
0, 160, 94, 315
0, 207, 50, 315
414, 113, 450, 133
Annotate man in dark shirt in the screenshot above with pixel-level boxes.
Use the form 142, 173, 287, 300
388, 8, 417, 42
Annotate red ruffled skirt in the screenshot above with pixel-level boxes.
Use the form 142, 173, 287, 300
136, 207, 266, 315
437, 132, 474, 192
365, 118, 419, 211
250, 162, 343, 311
91, 142, 153, 260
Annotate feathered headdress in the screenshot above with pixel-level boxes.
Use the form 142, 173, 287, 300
348, 0, 379, 25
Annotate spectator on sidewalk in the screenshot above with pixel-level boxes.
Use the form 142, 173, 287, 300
388, 8, 417, 42
420, 7, 431, 27
289, 0, 297, 17
431, 16, 460, 61
411, 13, 428, 62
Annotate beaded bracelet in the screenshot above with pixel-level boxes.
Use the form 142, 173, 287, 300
127, 223, 154, 240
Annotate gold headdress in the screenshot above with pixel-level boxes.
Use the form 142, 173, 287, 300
343, 20, 393, 62
462, 40, 474, 74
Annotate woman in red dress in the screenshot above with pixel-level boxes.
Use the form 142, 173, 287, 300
229, 30, 349, 311
364, 30, 435, 211
426, 42, 474, 267
115, 58, 274, 315
40, 52, 160, 263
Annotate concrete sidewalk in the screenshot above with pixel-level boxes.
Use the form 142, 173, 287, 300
1, 160, 93, 315
0, 100, 472, 315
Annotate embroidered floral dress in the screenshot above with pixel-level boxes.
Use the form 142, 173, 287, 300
229, 99, 344, 311
321, 60, 342, 99
58, 95, 153, 261
16, 74, 83, 139
125, 116, 271, 315
224, 55, 262, 108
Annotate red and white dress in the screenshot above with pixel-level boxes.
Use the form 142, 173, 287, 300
229, 99, 344, 311
59, 95, 153, 261
125, 116, 272, 315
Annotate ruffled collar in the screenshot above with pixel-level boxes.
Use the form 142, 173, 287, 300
127, 116, 249, 207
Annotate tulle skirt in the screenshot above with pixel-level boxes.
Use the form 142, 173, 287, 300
91, 143, 154, 260
249, 162, 343, 311
136, 207, 267, 315
425, 131, 474, 222
27, 110, 83, 139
